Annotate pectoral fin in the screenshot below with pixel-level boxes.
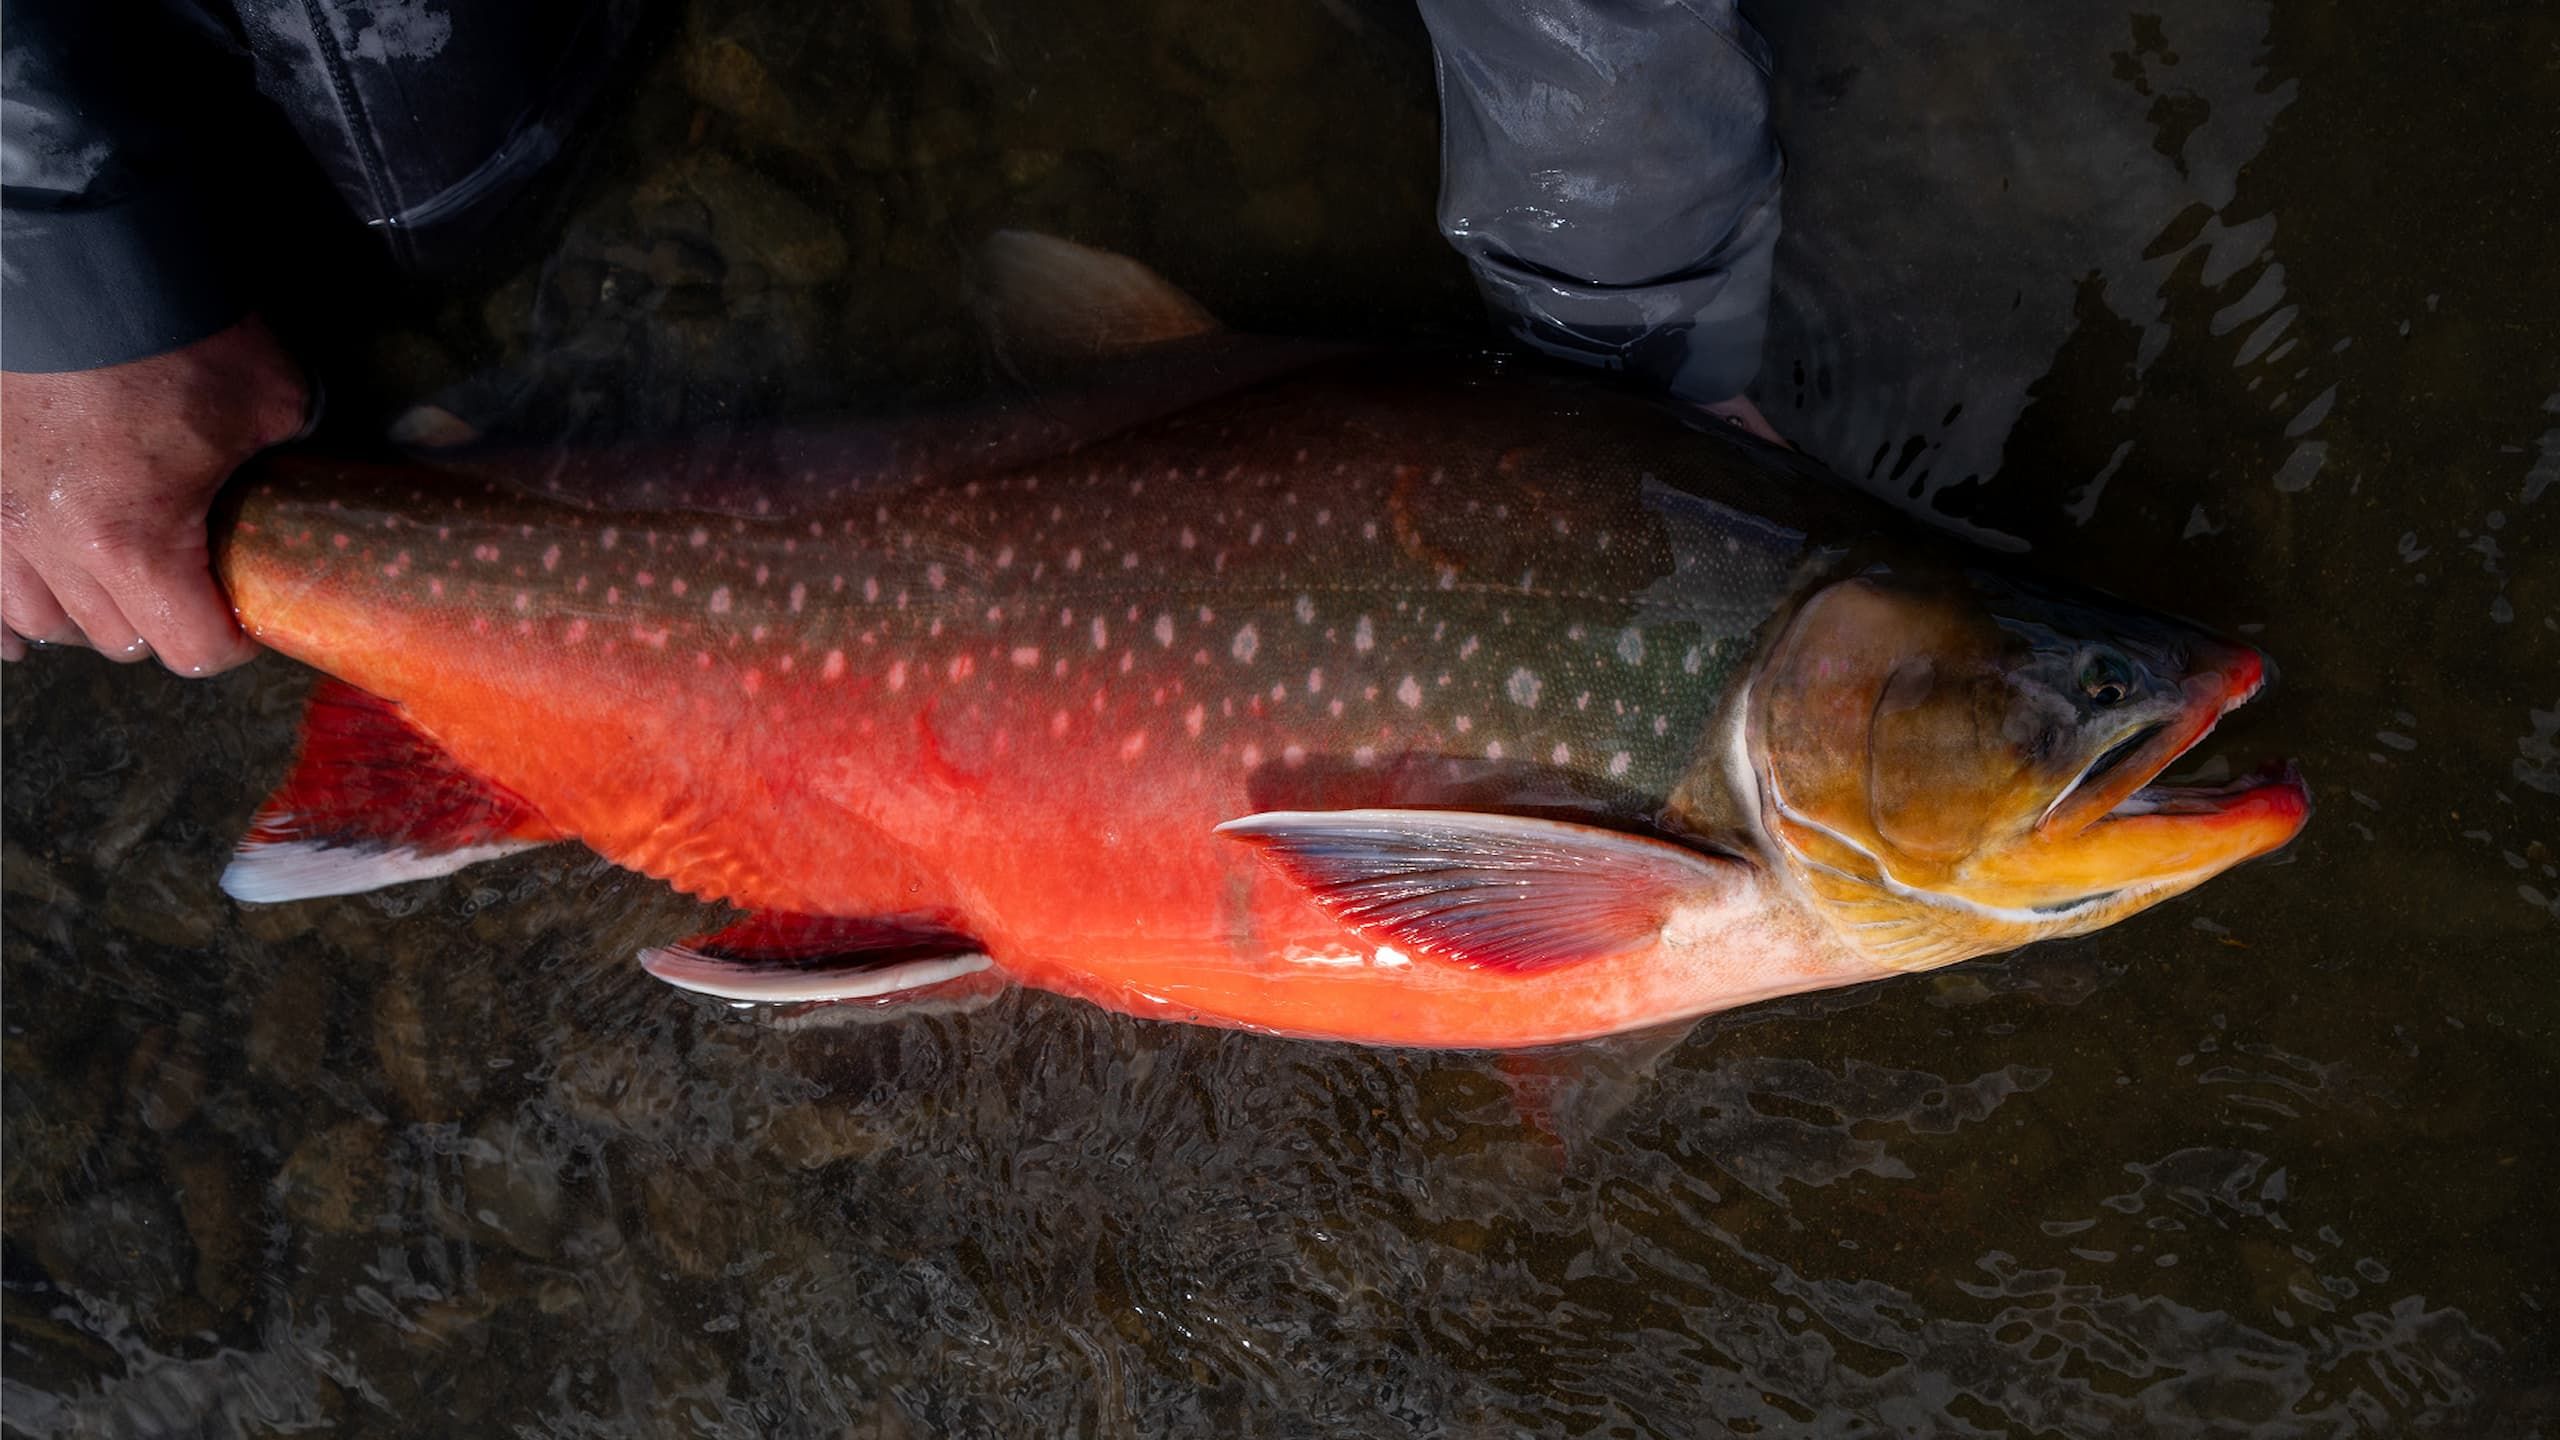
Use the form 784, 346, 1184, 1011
639, 912, 1003, 1007
1215, 809, 1741, 975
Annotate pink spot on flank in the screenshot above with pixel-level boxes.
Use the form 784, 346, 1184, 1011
428, 578, 445, 597
1121, 732, 1147, 759
1050, 710, 1071, 737
671, 578, 689, 598
709, 587, 733, 614
542, 544, 561, 572
470, 617, 489, 635
565, 619, 589, 643
331, 533, 350, 550
822, 650, 847, 681
789, 583, 806, 613
636, 571, 656, 588
696, 651, 713, 670
513, 591, 531, 613
948, 655, 975, 682
1012, 647, 1041, 667
742, 670, 763, 696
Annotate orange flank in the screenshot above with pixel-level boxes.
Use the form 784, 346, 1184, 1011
214, 340, 2306, 1049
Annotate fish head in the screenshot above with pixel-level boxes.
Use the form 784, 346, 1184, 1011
1747, 564, 2310, 970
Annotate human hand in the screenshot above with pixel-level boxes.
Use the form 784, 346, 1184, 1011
2, 317, 309, 674
1699, 394, 1790, 449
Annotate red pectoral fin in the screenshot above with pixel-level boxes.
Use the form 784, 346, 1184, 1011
1214, 809, 1741, 974
221, 680, 559, 903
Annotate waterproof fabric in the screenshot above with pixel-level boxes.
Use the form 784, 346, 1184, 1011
1, 0, 638, 373
5, 0, 1773, 389
1420, 0, 1784, 403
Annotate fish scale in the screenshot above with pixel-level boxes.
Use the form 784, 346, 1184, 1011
214, 293, 2306, 1047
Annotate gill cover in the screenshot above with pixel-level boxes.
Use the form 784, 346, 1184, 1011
1751, 568, 2309, 970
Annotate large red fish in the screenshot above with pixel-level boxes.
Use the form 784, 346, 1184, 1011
213, 236, 2308, 1048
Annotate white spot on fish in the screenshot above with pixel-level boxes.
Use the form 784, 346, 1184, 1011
513, 591, 530, 613
1485, 741, 1504, 760
1684, 645, 1704, 675
1091, 617, 1109, 650
1155, 614, 1176, 647
1184, 704, 1205, 737
789, 582, 806, 614
1121, 732, 1148, 760
689, 528, 708, 549
541, 544, 560, 573
1608, 752, 1632, 778
1231, 624, 1259, 663
1551, 742, 1571, 765
1294, 594, 1315, 624
927, 564, 947, 591
887, 660, 907, 691
709, 587, 733, 615
1066, 547, 1084, 572
1396, 676, 1422, 708
1354, 616, 1375, 653
1458, 635, 1479, 660
1506, 668, 1542, 708
1283, 744, 1306, 767
1011, 646, 1041, 667
1353, 745, 1377, 767
1307, 668, 1323, 694
1617, 628, 1646, 664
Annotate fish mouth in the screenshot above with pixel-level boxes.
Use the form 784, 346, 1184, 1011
2036, 642, 2308, 842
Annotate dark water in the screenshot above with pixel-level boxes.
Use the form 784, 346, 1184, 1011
6, 0, 2555, 1434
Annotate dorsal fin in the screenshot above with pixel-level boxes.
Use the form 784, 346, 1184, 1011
976, 230, 1222, 361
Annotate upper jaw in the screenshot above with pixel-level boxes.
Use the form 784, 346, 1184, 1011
2037, 641, 2272, 837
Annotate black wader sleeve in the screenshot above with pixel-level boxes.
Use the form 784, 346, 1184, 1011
2, 0, 253, 372
1419, 0, 1784, 403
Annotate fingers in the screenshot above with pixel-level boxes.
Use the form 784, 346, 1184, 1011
1698, 395, 1792, 450
2, 550, 79, 654
45, 565, 150, 662
91, 538, 260, 676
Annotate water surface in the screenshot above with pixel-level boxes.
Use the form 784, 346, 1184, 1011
5, 0, 2554, 1434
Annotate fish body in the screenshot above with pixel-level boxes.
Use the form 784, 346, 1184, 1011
214, 248, 2308, 1048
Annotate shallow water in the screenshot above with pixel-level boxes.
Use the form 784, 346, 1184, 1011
5, 0, 2554, 1435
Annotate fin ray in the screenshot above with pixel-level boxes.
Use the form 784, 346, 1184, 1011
224, 680, 559, 903
1216, 808, 1740, 974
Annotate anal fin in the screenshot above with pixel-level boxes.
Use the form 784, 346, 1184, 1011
639, 912, 1005, 1009
222, 680, 560, 903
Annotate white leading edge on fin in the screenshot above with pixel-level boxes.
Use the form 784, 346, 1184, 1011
219, 839, 541, 904
638, 948, 994, 1005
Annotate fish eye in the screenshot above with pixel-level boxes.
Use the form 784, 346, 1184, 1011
2080, 650, 2133, 707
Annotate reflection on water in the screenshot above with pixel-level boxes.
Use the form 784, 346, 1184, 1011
5, 0, 2553, 1433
